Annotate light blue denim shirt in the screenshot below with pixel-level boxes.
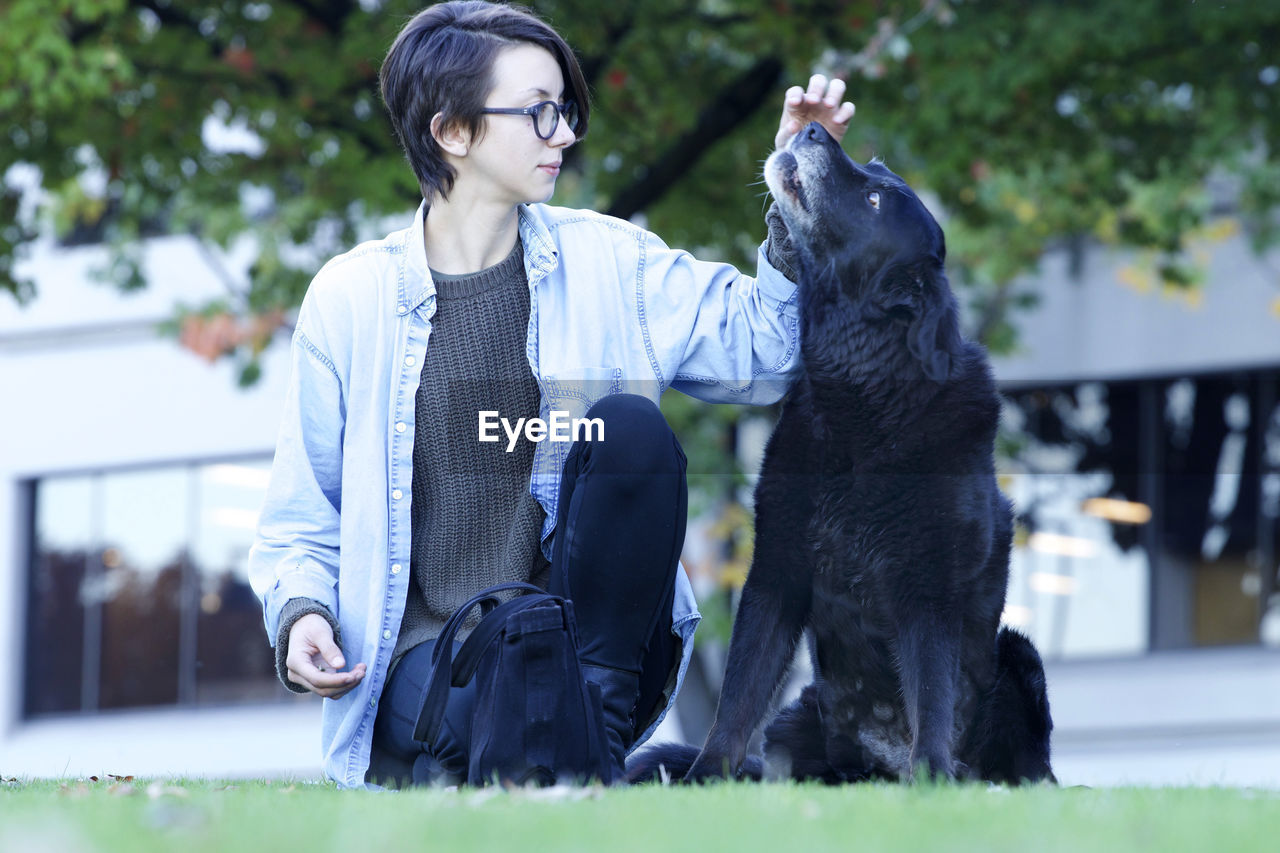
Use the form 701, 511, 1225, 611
248, 200, 801, 788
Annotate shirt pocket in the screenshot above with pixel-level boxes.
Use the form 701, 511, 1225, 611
538, 366, 624, 422
531, 367, 623, 497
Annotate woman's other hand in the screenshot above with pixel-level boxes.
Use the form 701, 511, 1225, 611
286, 613, 367, 699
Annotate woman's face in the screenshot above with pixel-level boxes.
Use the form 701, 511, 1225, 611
455, 43, 577, 207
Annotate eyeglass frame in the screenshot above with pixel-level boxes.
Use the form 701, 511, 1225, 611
479, 99, 580, 140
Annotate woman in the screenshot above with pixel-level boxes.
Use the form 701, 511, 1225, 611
248, 0, 854, 789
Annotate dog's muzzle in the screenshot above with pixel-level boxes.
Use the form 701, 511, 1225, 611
766, 150, 808, 213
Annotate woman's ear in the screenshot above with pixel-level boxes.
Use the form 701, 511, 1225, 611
431, 112, 470, 158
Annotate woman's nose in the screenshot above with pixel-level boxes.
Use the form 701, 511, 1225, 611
550, 117, 577, 148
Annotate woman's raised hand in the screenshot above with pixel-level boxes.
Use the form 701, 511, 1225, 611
776, 74, 856, 150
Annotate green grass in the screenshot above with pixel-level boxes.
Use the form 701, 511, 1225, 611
1, 778, 1276, 852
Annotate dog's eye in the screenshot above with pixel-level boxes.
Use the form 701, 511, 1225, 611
866, 191, 881, 210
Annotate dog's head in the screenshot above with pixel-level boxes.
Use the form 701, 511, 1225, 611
765, 122, 959, 382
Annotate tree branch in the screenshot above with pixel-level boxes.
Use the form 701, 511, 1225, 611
578, 10, 641, 100
283, 0, 357, 35
604, 56, 783, 220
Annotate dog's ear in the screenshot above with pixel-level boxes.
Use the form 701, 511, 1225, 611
866, 263, 920, 315
907, 267, 962, 382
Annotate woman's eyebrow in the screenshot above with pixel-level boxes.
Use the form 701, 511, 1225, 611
516, 86, 563, 99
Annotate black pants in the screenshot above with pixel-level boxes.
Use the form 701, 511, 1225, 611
371, 394, 687, 786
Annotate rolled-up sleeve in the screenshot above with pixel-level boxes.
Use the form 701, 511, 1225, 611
248, 322, 346, 645
640, 229, 802, 406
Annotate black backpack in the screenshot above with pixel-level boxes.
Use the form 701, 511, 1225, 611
413, 582, 612, 786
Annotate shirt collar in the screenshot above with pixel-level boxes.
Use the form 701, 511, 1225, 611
516, 203, 558, 277
397, 201, 432, 315
396, 200, 560, 316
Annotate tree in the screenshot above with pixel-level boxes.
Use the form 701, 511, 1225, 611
849, 0, 1280, 350
0, 0, 896, 381
4, 1, 1277, 359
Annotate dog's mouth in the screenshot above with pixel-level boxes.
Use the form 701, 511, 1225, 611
766, 151, 808, 213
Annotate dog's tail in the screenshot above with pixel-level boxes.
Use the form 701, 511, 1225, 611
959, 627, 1056, 785
625, 742, 764, 784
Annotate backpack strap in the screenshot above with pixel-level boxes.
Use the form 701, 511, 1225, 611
427, 582, 547, 670
449, 594, 556, 687
413, 582, 550, 744
449, 591, 576, 688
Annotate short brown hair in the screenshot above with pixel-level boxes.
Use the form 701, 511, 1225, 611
379, 1, 590, 202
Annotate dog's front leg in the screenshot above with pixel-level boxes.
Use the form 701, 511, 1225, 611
895, 607, 962, 781
686, 464, 815, 782
686, 576, 811, 781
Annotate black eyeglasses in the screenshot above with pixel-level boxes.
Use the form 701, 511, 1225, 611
480, 99, 580, 140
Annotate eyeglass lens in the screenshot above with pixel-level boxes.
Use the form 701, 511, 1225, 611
536, 101, 578, 138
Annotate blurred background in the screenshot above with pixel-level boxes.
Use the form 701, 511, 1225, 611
1, 0, 1277, 786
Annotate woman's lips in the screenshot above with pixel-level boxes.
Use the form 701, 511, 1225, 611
539, 164, 561, 176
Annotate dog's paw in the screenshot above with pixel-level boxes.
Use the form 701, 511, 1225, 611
624, 743, 700, 784
683, 752, 739, 784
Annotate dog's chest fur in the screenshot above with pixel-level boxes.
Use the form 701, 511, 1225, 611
771, 335, 1000, 778
804, 472, 922, 776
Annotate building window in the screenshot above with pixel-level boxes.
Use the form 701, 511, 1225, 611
1002, 381, 1151, 659
23, 458, 307, 717
1002, 370, 1280, 659
1155, 374, 1274, 648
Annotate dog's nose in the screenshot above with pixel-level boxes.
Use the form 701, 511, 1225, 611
797, 121, 832, 147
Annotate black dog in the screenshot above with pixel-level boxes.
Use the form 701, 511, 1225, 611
630, 123, 1053, 786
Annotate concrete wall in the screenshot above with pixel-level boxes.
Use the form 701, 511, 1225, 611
989, 226, 1280, 384
1046, 646, 1280, 787
0, 235, 310, 778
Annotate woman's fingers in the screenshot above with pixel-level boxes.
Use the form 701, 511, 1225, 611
288, 655, 367, 698
825, 77, 847, 108
320, 662, 367, 699
805, 73, 827, 102
776, 75, 856, 148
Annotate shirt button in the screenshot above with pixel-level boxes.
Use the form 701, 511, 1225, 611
369, 698, 377, 708
383, 630, 392, 640
397, 305, 407, 314
391, 563, 402, 574
404, 355, 416, 367
391, 489, 403, 500
395, 422, 406, 433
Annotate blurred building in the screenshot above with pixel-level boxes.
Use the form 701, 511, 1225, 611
986, 226, 1280, 787
1, 220, 1278, 785
0, 234, 318, 779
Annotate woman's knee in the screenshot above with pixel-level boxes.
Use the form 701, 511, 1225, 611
580, 394, 684, 475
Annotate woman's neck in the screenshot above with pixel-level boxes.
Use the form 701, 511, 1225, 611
423, 192, 521, 275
